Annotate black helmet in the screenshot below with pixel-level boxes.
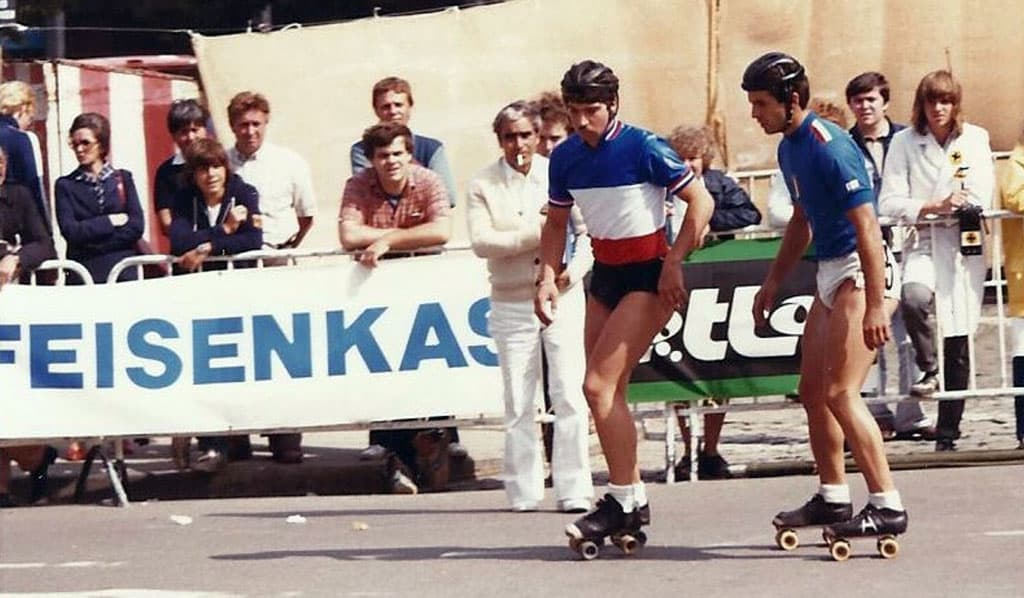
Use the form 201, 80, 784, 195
741, 52, 805, 102
561, 60, 619, 104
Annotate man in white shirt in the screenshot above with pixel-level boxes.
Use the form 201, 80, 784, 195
226, 91, 318, 464
227, 91, 317, 251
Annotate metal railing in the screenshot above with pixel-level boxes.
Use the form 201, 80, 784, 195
14, 183, 1024, 488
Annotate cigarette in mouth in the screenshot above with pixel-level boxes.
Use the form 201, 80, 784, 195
516, 153, 525, 167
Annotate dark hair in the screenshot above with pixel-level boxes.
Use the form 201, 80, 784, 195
561, 60, 619, 105
227, 91, 270, 125
183, 137, 230, 179
911, 70, 963, 136
492, 100, 540, 136
741, 52, 809, 108
167, 99, 210, 134
361, 122, 414, 157
845, 71, 890, 103
69, 112, 111, 159
371, 76, 414, 108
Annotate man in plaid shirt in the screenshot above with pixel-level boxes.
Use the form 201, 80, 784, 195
338, 121, 456, 494
339, 122, 451, 266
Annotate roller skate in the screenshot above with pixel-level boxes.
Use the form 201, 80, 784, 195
565, 494, 647, 560
636, 502, 651, 526
772, 494, 852, 551
822, 504, 907, 561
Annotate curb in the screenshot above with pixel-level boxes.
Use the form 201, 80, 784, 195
739, 449, 1024, 479
7, 448, 1023, 506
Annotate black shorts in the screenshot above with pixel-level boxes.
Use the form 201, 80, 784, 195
589, 258, 663, 310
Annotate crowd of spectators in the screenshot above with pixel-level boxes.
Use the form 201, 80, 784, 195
1, 64, 1021, 507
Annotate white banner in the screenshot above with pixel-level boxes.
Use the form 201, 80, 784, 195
0, 253, 501, 441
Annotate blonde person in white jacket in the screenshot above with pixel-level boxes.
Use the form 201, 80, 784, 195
467, 101, 594, 513
879, 70, 994, 451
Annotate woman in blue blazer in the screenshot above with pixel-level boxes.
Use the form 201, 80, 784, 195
54, 112, 144, 284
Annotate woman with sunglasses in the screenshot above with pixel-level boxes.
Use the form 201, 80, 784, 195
54, 112, 144, 285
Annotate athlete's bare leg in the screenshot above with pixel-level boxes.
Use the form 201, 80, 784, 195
583, 292, 673, 486
822, 280, 897, 493
800, 279, 897, 492
797, 296, 847, 485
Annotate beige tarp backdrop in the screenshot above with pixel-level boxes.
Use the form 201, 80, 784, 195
193, 0, 1024, 248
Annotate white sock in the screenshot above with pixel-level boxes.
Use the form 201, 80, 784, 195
633, 482, 647, 508
817, 483, 851, 504
608, 483, 636, 513
868, 490, 904, 512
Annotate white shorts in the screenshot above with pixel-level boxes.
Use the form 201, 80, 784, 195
816, 244, 900, 309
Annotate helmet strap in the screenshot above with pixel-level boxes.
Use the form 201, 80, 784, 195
780, 85, 794, 130
607, 92, 619, 122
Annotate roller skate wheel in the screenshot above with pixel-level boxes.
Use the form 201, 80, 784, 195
578, 540, 600, 561
614, 534, 640, 555
635, 531, 648, 545
877, 536, 899, 559
829, 539, 852, 561
775, 528, 799, 551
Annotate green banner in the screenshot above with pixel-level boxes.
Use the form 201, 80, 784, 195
628, 238, 816, 403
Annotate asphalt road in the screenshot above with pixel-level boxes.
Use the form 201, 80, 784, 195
1, 464, 1022, 598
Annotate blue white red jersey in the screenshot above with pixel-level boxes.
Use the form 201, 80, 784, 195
778, 112, 875, 260
548, 119, 694, 265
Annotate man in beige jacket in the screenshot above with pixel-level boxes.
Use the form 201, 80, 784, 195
466, 100, 593, 512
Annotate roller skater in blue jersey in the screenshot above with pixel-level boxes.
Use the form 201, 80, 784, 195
534, 60, 714, 560
742, 52, 908, 561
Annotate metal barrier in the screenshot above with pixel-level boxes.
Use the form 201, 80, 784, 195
104, 244, 469, 283
29, 258, 95, 286
15, 178, 1023, 496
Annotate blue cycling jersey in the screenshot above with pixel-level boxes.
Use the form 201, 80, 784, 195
778, 112, 875, 259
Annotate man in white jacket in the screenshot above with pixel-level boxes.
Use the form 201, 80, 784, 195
879, 70, 994, 451
466, 100, 593, 513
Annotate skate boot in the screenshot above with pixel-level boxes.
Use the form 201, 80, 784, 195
636, 502, 651, 526
565, 494, 646, 560
772, 494, 853, 551
822, 503, 907, 561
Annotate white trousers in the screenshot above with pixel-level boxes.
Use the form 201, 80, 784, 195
488, 284, 593, 507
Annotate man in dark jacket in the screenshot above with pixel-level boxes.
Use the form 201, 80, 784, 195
845, 71, 935, 442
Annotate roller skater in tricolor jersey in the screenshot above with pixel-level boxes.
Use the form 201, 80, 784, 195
743, 52, 909, 559
535, 60, 713, 560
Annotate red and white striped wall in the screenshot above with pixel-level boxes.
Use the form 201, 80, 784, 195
3, 60, 200, 255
